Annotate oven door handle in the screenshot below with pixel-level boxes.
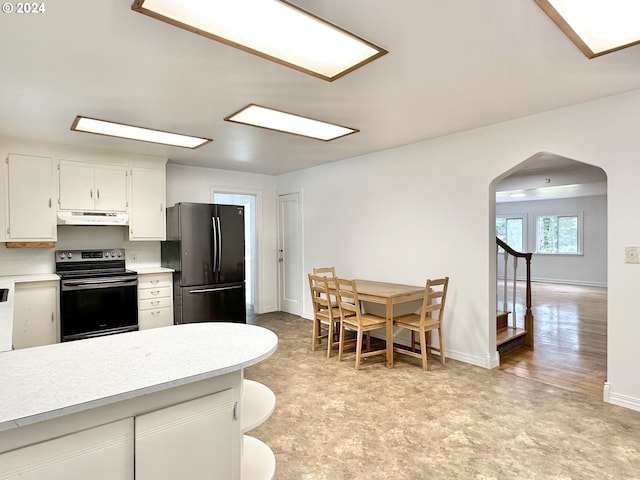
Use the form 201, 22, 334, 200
62, 278, 138, 288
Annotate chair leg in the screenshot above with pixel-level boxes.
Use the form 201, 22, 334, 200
311, 317, 319, 351
419, 329, 428, 371
410, 331, 416, 352
365, 332, 371, 351
355, 329, 364, 370
326, 319, 334, 358
438, 327, 445, 365
338, 322, 346, 361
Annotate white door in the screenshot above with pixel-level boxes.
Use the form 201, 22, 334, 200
278, 192, 302, 315
135, 389, 238, 480
94, 164, 127, 212
6, 154, 57, 240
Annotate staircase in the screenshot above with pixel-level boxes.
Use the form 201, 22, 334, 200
496, 238, 534, 357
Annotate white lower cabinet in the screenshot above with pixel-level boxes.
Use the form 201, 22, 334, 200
135, 389, 238, 480
138, 272, 173, 330
12, 280, 59, 349
0, 419, 134, 480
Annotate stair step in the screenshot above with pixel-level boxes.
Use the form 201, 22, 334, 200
497, 326, 527, 358
496, 310, 510, 330
497, 326, 526, 346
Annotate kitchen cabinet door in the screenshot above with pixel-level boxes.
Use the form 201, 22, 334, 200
5, 154, 57, 241
94, 164, 127, 211
59, 160, 127, 212
135, 389, 239, 480
129, 166, 165, 241
58, 160, 94, 210
12, 280, 59, 349
0, 418, 134, 480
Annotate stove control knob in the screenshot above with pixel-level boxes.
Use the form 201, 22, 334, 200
66, 252, 73, 259
115, 251, 121, 258
59, 252, 66, 260
105, 251, 110, 258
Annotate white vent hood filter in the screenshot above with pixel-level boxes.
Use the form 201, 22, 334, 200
57, 211, 129, 226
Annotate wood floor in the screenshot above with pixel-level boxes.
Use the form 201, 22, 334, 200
498, 281, 607, 400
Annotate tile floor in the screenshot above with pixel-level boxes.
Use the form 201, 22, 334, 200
245, 312, 640, 480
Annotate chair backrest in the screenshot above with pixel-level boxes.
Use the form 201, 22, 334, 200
335, 278, 361, 323
313, 266, 337, 288
420, 277, 449, 324
308, 273, 333, 315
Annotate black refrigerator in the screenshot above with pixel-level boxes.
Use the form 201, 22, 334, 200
161, 203, 246, 324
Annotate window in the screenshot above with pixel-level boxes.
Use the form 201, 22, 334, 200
496, 216, 524, 252
536, 214, 581, 254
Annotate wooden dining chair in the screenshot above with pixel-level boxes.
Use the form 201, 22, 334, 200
312, 266, 338, 304
335, 278, 387, 370
308, 273, 341, 357
393, 277, 449, 371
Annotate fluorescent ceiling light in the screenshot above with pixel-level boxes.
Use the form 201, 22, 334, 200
535, 0, 640, 57
131, 0, 387, 81
71, 116, 212, 149
225, 104, 358, 141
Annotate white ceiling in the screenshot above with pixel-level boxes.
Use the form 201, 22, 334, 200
1, 0, 640, 176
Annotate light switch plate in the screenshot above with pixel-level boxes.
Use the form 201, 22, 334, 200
624, 246, 639, 264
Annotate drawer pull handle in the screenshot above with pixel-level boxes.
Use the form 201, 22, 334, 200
151, 311, 160, 316
151, 290, 160, 295
151, 300, 160, 305
150, 280, 160, 284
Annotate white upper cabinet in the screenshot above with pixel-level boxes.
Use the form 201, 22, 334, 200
59, 159, 127, 212
5, 153, 57, 241
129, 166, 165, 241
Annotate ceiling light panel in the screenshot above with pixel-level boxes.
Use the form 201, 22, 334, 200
131, 0, 388, 81
535, 0, 640, 57
71, 116, 212, 148
225, 105, 358, 141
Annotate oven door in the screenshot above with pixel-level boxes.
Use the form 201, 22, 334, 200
60, 276, 138, 341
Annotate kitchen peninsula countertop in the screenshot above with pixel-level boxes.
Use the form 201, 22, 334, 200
0, 323, 278, 433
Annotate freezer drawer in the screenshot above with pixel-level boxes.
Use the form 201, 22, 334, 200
177, 283, 246, 324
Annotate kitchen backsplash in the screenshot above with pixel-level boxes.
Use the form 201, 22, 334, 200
0, 226, 160, 276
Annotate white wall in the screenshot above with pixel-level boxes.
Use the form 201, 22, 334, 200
166, 163, 278, 314
277, 88, 640, 411
497, 195, 607, 286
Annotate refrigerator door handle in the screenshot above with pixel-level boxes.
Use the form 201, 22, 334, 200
211, 216, 218, 273
188, 286, 244, 294
216, 216, 222, 273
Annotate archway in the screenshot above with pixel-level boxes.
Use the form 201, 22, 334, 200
491, 151, 608, 398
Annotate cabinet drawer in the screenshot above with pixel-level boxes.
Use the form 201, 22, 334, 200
138, 273, 172, 289
138, 308, 173, 330
139, 297, 172, 311
138, 286, 171, 300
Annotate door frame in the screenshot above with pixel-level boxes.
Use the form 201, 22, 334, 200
211, 187, 262, 313
277, 188, 304, 315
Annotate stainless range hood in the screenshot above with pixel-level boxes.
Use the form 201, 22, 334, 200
57, 211, 129, 226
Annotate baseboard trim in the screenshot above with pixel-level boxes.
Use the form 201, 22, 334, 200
445, 349, 494, 369
497, 276, 607, 288
604, 382, 640, 412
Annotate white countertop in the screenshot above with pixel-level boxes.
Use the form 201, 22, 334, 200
0, 323, 278, 432
132, 266, 174, 275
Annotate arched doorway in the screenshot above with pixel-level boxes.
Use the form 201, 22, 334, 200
491, 152, 608, 399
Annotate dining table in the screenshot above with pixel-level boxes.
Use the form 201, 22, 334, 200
353, 279, 425, 368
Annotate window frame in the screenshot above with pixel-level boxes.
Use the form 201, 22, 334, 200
534, 212, 583, 255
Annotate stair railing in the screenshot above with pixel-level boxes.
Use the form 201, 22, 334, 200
496, 237, 534, 348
